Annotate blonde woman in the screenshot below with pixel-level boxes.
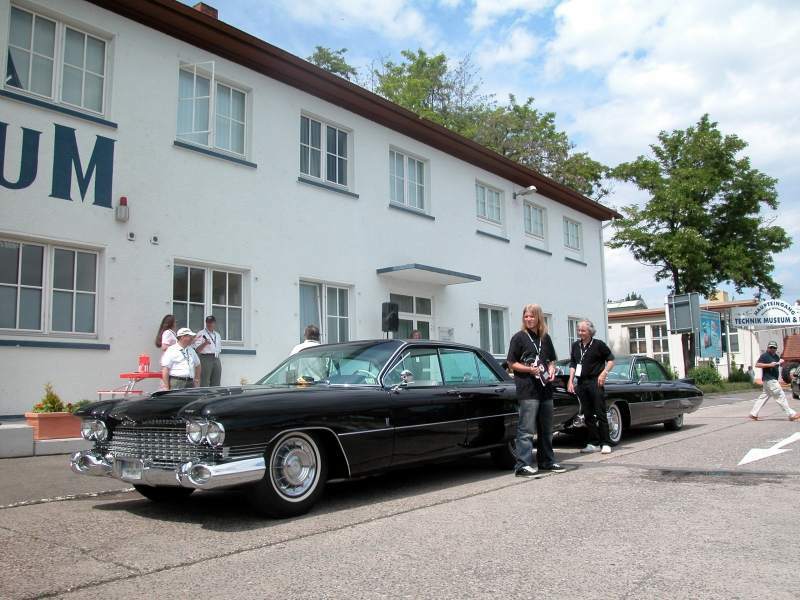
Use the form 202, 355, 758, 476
506, 304, 565, 477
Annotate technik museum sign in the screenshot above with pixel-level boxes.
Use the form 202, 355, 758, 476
732, 300, 800, 328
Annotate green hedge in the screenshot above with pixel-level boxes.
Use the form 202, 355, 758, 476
688, 365, 722, 386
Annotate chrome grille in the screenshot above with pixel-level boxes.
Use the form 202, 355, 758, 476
108, 425, 220, 468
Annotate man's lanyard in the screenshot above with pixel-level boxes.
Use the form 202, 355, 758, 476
180, 347, 192, 367
578, 339, 594, 364
525, 331, 541, 358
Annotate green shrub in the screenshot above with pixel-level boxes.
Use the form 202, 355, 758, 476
66, 399, 92, 414
31, 382, 65, 413
688, 365, 722, 386
728, 369, 751, 383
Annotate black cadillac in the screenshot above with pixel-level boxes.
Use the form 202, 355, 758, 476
72, 340, 702, 517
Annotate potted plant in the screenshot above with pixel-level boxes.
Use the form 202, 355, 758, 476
24, 384, 88, 440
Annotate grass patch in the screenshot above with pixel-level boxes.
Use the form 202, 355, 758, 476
698, 382, 760, 394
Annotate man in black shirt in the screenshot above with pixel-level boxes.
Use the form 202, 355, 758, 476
507, 304, 565, 476
749, 340, 799, 421
567, 319, 615, 454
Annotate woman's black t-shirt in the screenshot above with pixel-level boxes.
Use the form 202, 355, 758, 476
507, 329, 557, 399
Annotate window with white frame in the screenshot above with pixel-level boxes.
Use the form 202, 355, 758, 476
476, 182, 502, 223
299, 281, 350, 343
173, 264, 244, 342
628, 326, 647, 354
300, 115, 349, 186
651, 324, 670, 366
6, 5, 107, 114
390, 293, 432, 339
524, 201, 546, 239
0, 239, 98, 334
177, 63, 247, 156
563, 217, 582, 251
568, 317, 582, 346
479, 306, 507, 355
721, 319, 739, 353
390, 149, 426, 210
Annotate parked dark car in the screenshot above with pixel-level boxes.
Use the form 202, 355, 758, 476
790, 365, 800, 399
71, 341, 702, 518
554, 355, 704, 442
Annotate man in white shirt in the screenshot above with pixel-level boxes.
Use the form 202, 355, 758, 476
194, 315, 222, 387
161, 327, 201, 390
290, 324, 321, 355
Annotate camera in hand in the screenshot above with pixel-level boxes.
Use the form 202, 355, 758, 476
521, 351, 548, 386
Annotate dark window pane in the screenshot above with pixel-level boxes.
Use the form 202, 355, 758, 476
300, 116, 308, 144
53, 249, 74, 290
0, 241, 20, 284
327, 126, 336, 153
337, 130, 347, 157
0, 285, 17, 328
189, 268, 204, 303
228, 307, 242, 341
390, 293, 413, 313
228, 273, 242, 306
327, 316, 338, 343
21, 244, 43, 286
212, 305, 227, 339
310, 120, 320, 148
326, 153, 336, 182
212, 271, 226, 305
173, 265, 188, 301
173, 302, 187, 329
415, 297, 431, 315
76, 252, 96, 291
338, 317, 348, 342
189, 304, 204, 332
52, 290, 73, 331
19, 287, 41, 329
75, 292, 95, 332
479, 308, 489, 351
337, 288, 347, 317
338, 158, 346, 185
417, 320, 430, 339
397, 319, 412, 339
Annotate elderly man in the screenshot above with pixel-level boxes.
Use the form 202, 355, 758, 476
749, 340, 800, 421
161, 327, 201, 390
194, 315, 222, 387
567, 319, 615, 454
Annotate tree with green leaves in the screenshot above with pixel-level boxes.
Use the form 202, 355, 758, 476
307, 46, 358, 81
608, 114, 791, 366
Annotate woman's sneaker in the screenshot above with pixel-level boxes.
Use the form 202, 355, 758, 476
601, 445, 612, 454
515, 465, 539, 477
580, 444, 598, 453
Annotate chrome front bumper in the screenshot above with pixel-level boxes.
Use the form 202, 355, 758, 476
70, 450, 265, 490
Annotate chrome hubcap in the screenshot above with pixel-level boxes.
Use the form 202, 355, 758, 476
271, 436, 318, 498
607, 406, 621, 443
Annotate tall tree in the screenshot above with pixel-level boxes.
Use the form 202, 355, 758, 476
307, 46, 358, 81
608, 114, 791, 365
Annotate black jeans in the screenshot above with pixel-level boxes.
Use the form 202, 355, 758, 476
514, 385, 556, 470
576, 378, 610, 446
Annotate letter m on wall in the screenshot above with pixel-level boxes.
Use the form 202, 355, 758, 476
50, 124, 115, 208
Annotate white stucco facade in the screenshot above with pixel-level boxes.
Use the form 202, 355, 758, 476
0, 0, 614, 416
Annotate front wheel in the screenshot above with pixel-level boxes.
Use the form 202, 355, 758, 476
664, 413, 684, 431
133, 485, 194, 503
607, 404, 623, 446
249, 431, 327, 518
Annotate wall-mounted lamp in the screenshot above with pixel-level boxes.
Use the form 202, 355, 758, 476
115, 196, 129, 222
513, 185, 538, 200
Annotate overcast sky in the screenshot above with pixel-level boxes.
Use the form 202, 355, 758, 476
190, 0, 799, 308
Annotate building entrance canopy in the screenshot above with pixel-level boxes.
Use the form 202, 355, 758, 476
376, 263, 481, 286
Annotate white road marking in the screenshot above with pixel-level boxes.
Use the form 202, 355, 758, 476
738, 432, 800, 466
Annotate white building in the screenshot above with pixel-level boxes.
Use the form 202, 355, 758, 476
0, 0, 617, 417
607, 299, 761, 378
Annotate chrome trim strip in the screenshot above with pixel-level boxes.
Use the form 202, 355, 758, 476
338, 413, 518, 437
466, 412, 518, 421
338, 427, 394, 437
394, 418, 465, 430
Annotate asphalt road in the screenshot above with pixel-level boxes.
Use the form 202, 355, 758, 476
1, 389, 798, 599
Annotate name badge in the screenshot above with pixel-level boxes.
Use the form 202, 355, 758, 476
575, 364, 583, 377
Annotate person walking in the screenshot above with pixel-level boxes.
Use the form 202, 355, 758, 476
506, 304, 565, 477
749, 340, 800, 421
567, 319, 615, 454
194, 315, 222, 387
160, 327, 201, 390
291, 324, 321, 355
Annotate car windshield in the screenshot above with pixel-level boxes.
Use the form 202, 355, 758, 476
257, 340, 402, 386
606, 358, 633, 381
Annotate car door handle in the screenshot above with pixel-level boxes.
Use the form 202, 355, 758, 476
446, 390, 461, 396
494, 388, 506, 394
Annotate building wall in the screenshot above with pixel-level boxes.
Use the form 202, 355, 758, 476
0, 0, 608, 415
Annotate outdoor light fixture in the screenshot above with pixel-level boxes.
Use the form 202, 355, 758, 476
115, 196, 129, 222
513, 185, 537, 199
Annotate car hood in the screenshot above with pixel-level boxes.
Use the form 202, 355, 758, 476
93, 384, 383, 423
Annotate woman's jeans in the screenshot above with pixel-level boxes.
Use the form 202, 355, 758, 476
514, 393, 555, 470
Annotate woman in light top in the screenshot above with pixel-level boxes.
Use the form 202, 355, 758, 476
155, 314, 177, 352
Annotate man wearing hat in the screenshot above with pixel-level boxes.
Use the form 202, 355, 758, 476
194, 315, 222, 387
160, 327, 201, 390
749, 340, 800, 421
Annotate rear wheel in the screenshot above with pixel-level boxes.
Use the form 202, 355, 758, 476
490, 440, 517, 469
607, 404, 623, 446
249, 431, 327, 518
133, 485, 194, 503
782, 362, 798, 384
664, 412, 684, 431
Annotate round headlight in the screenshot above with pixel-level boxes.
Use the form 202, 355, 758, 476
92, 420, 109, 442
206, 421, 225, 447
80, 419, 95, 440
186, 420, 206, 444
81, 419, 108, 441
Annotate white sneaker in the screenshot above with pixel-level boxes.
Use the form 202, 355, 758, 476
580, 444, 598, 453
601, 445, 612, 454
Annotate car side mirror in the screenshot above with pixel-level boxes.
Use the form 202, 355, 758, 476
637, 372, 647, 384
390, 381, 408, 394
